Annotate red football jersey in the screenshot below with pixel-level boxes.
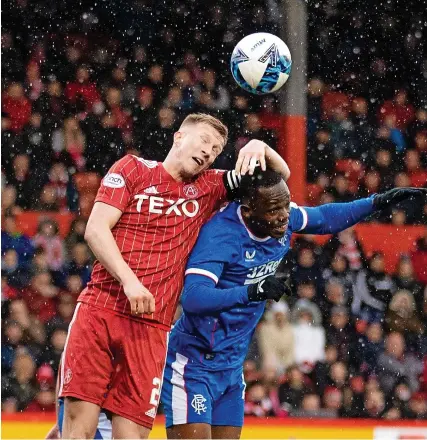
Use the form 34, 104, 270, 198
78, 155, 240, 328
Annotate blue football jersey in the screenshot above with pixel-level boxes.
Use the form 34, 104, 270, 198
169, 200, 307, 370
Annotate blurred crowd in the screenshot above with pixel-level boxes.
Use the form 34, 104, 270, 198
2, 0, 427, 418
243, 229, 427, 420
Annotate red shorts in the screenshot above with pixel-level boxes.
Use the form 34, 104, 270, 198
59, 302, 168, 429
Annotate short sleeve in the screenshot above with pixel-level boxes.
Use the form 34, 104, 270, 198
185, 221, 240, 285
95, 155, 142, 212
289, 202, 309, 232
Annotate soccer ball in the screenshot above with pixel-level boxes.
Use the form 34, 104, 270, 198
230, 33, 292, 95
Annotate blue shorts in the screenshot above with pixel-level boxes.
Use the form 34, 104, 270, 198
161, 350, 246, 428
58, 398, 112, 439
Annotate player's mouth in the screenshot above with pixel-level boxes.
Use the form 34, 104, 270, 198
192, 157, 204, 166
272, 223, 288, 234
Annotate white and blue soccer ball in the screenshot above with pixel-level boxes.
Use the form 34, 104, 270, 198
230, 33, 292, 95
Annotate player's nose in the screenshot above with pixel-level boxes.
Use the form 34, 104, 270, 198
201, 149, 210, 158
278, 209, 289, 222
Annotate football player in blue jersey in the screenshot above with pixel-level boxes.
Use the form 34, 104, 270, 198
161, 168, 426, 439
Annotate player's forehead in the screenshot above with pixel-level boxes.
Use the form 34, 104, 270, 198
257, 182, 290, 207
192, 123, 225, 145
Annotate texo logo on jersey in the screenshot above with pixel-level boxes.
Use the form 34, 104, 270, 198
134, 195, 200, 217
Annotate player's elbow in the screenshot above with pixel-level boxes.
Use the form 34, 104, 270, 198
84, 218, 100, 244
181, 285, 204, 314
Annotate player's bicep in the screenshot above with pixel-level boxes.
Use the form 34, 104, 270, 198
87, 202, 123, 231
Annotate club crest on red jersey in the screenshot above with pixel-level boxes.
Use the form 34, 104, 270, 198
183, 184, 199, 198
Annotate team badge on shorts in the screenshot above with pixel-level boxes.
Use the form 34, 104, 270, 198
64, 368, 73, 384
191, 394, 207, 415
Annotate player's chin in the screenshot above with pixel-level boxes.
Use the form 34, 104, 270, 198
270, 225, 288, 238
186, 161, 208, 177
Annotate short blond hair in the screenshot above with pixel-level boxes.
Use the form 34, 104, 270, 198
180, 113, 228, 146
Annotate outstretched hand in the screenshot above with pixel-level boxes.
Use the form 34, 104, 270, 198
373, 188, 427, 211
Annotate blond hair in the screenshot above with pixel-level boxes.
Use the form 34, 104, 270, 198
180, 113, 228, 145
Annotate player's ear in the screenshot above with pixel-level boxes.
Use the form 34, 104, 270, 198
240, 204, 252, 220
173, 131, 183, 146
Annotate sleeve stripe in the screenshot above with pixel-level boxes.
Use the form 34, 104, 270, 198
291, 202, 309, 231
298, 207, 308, 231
226, 171, 235, 190
185, 268, 219, 284
231, 170, 239, 188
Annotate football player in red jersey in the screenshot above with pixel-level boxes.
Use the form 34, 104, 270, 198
59, 113, 290, 439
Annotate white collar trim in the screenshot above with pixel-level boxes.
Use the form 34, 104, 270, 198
237, 205, 271, 242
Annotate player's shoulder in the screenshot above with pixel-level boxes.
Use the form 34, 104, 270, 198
197, 168, 226, 186
289, 201, 308, 232
201, 202, 241, 235
104, 155, 159, 188
208, 202, 243, 233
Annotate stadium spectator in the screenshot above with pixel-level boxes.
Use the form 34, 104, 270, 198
1, 214, 34, 267
326, 307, 353, 362
321, 280, 348, 323
258, 301, 295, 373
322, 228, 366, 272
51, 117, 86, 171
291, 301, 325, 370
385, 290, 425, 352
33, 80, 66, 130
278, 365, 313, 412
352, 252, 395, 323
377, 332, 423, 394
355, 322, 384, 375
65, 242, 92, 286
1, 82, 32, 133
378, 89, 415, 131
21, 272, 58, 323
411, 228, 427, 285
322, 254, 353, 299
404, 392, 427, 420
244, 383, 275, 417
291, 247, 323, 292
32, 220, 65, 272
1, 353, 37, 412
64, 65, 102, 113
5, 154, 43, 210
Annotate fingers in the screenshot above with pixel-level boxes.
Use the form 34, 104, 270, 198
235, 154, 244, 175
247, 157, 259, 175
240, 155, 251, 176
133, 294, 155, 315
130, 299, 138, 315
147, 295, 155, 314
259, 154, 267, 171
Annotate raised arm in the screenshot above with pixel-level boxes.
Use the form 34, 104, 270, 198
293, 188, 427, 235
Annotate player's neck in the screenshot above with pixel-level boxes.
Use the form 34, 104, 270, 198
242, 216, 268, 239
162, 158, 187, 182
